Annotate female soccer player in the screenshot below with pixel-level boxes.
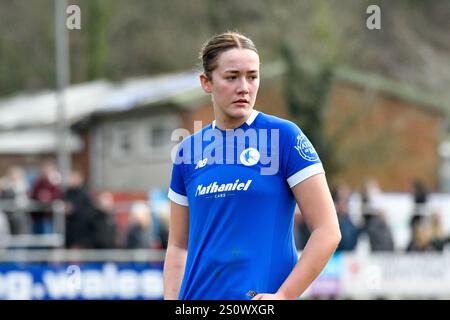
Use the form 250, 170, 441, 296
163, 32, 341, 300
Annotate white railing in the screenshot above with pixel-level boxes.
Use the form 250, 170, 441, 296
0, 199, 66, 248
0, 248, 165, 262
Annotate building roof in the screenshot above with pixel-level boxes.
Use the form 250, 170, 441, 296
0, 80, 112, 131
0, 128, 82, 154
96, 71, 202, 114
0, 71, 204, 131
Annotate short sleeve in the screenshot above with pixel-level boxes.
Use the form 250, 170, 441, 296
168, 144, 189, 206
284, 124, 325, 188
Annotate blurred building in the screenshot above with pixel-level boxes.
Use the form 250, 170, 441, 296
327, 66, 446, 191
0, 81, 111, 179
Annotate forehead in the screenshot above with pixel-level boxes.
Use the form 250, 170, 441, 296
215, 48, 260, 72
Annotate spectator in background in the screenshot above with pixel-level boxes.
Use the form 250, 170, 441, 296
412, 179, 428, 216
156, 203, 170, 249
360, 179, 395, 251
91, 191, 117, 249
148, 189, 170, 249
126, 201, 159, 249
29, 162, 62, 234
362, 209, 395, 252
63, 171, 95, 249
0, 208, 11, 249
333, 185, 358, 251
1, 166, 31, 234
406, 215, 438, 252
360, 179, 381, 213
429, 211, 448, 252
0, 176, 10, 227
4, 166, 29, 202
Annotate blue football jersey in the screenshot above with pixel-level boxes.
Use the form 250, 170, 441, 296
168, 110, 325, 300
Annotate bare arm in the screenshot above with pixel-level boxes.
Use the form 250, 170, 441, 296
253, 173, 341, 300
163, 201, 189, 300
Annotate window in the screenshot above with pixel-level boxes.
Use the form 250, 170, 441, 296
112, 125, 133, 158
145, 116, 178, 151
149, 122, 171, 149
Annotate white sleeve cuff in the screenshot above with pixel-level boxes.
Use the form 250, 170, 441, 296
287, 163, 325, 188
168, 188, 189, 206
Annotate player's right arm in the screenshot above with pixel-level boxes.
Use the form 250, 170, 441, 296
163, 201, 189, 300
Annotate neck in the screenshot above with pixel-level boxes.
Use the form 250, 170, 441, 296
214, 109, 254, 130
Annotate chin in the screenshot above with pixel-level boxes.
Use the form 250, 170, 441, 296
227, 106, 252, 118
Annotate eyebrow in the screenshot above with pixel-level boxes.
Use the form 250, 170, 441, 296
223, 69, 259, 74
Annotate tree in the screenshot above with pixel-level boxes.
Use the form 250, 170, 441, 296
85, 0, 111, 80
279, 41, 337, 185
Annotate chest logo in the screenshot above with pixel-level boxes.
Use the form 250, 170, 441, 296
240, 148, 260, 166
195, 158, 208, 169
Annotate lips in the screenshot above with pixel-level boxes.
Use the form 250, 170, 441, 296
233, 99, 249, 104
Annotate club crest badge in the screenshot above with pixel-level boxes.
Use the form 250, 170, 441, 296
294, 133, 319, 162
240, 148, 260, 166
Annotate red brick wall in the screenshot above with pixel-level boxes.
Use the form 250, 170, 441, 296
326, 83, 443, 191
186, 103, 215, 132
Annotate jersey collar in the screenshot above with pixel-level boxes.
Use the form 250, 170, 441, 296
212, 109, 259, 130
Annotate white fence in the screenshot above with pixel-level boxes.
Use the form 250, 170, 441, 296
305, 251, 450, 299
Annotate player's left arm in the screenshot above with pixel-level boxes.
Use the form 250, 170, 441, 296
253, 173, 341, 300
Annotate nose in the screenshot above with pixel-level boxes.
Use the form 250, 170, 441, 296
237, 78, 249, 95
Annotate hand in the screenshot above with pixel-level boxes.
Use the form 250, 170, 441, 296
251, 292, 291, 300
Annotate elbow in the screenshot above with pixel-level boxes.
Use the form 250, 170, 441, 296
314, 224, 341, 250
323, 224, 341, 250
332, 227, 342, 249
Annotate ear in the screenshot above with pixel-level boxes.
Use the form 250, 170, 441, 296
199, 73, 212, 94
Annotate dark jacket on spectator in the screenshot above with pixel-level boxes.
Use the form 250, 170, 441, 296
64, 186, 95, 248
91, 207, 117, 249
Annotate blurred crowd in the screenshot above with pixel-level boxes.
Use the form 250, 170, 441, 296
2, 161, 450, 253
0, 161, 169, 250
295, 179, 450, 253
